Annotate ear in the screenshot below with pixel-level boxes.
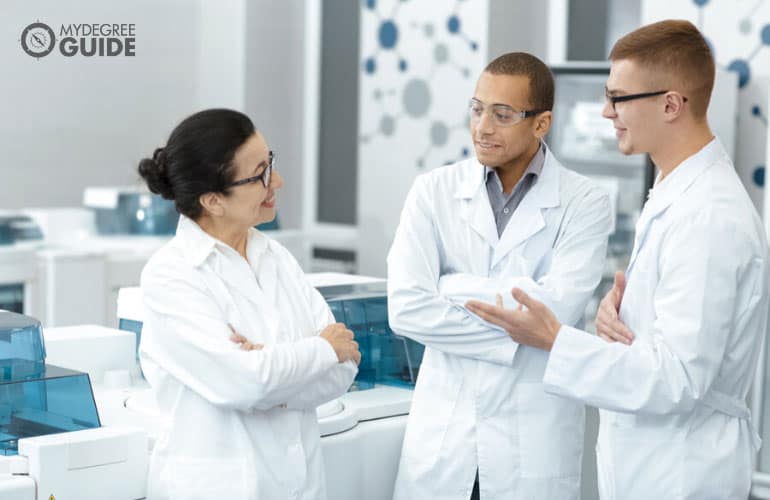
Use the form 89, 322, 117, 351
533, 111, 552, 139
199, 192, 225, 217
663, 92, 686, 122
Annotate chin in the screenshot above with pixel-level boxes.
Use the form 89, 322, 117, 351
474, 150, 497, 166
256, 210, 276, 226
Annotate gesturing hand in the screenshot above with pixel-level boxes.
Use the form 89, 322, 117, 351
595, 272, 634, 345
466, 288, 562, 352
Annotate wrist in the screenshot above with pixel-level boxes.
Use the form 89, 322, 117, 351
546, 321, 561, 352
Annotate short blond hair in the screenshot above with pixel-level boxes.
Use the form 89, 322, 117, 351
610, 20, 714, 119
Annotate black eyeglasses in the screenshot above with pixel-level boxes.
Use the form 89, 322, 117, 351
225, 151, 275, 189
605, 89, 688, 111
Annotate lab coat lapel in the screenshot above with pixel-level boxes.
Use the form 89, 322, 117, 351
457, 161, 499, 249
491, 150, 560, 269
214, 250, 271, 310
626, 139, 724, 276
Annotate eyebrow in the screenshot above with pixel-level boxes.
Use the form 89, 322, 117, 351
471, 97, 515, 110
605, 86, 625, 97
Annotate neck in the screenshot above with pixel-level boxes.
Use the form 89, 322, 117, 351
196, 216, 250, 260
496, 140, 540, 194
650, 121, 714, 181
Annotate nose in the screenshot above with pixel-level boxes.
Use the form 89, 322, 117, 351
270, 169, 284, 191
602, 99, 616, 119
474, 110, 496, 135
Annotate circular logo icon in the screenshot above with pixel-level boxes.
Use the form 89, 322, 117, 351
20, 22, 56, 58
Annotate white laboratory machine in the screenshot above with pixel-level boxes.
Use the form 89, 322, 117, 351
0, 310, 148, 500
1, 273, 420, 499
0, 214, 44, 318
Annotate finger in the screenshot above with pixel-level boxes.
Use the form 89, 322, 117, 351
229, 332, 248, 344
597, 332, 615, 343
602, 321, 634, 345
496, 293, 503, 307
511, 288, 545, 314
251, 343, 264, 351
614, 271, 627, 297
353, 350, 362, 366
611, 319, 635, 343
598, 299, 618, 320
466, 300, 510, 329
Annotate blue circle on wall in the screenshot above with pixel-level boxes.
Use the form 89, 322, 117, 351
447, 15, 460, 34
754, 166, 765, 187
399, 59, 408, 72
727, 59, 751, 88
365, 0, 377, 10
693, 0, 709, 6
379, 20, 398, 49
753, 105, 762, 116
761, 24, 770, 45
364, 57, 376, 74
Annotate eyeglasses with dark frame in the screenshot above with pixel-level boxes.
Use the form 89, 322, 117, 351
604, 88, 688, 112
225, 151, 275, 189
468, 98, 549, 127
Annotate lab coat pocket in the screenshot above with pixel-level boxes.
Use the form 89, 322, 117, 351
163, 456, 254, 500
608, 421, 683, 499
517, 383, 584, 479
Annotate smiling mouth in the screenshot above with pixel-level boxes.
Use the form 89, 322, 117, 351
475, 141, 500, 150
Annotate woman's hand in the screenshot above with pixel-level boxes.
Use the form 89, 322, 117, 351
320, 323, 361, 365
229, 324, 264, 351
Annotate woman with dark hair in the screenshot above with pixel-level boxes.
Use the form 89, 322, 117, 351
137, 108, 360, 500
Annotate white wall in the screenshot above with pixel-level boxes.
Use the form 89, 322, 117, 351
244, 1, 308, 230
1, 0, 245, 209
356, 0, 490, 277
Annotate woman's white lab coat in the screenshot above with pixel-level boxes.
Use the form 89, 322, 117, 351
139, 216, 357, 500
543, 139, 769, 500
387, 149, 613, 500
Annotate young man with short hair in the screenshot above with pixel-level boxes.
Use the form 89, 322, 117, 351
467, 20, 769, 500
388, 52, 612, 500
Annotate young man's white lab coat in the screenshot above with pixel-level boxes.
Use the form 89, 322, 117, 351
387, 148, 612, 500
544, 139, 769, 500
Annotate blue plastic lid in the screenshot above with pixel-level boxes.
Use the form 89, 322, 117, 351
0, 310, 46, 363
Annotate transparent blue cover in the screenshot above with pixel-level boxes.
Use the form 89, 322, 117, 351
0, 311, 45, 363
94, 192, 178, 235
0, 362, 101, 455
320, 282, 424, 390
0, 286, 24, 315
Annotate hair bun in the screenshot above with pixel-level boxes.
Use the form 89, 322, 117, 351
138, 147, 175, 200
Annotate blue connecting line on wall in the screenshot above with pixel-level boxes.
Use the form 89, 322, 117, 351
362, 0, 410, 74
360, 0, 479, 169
